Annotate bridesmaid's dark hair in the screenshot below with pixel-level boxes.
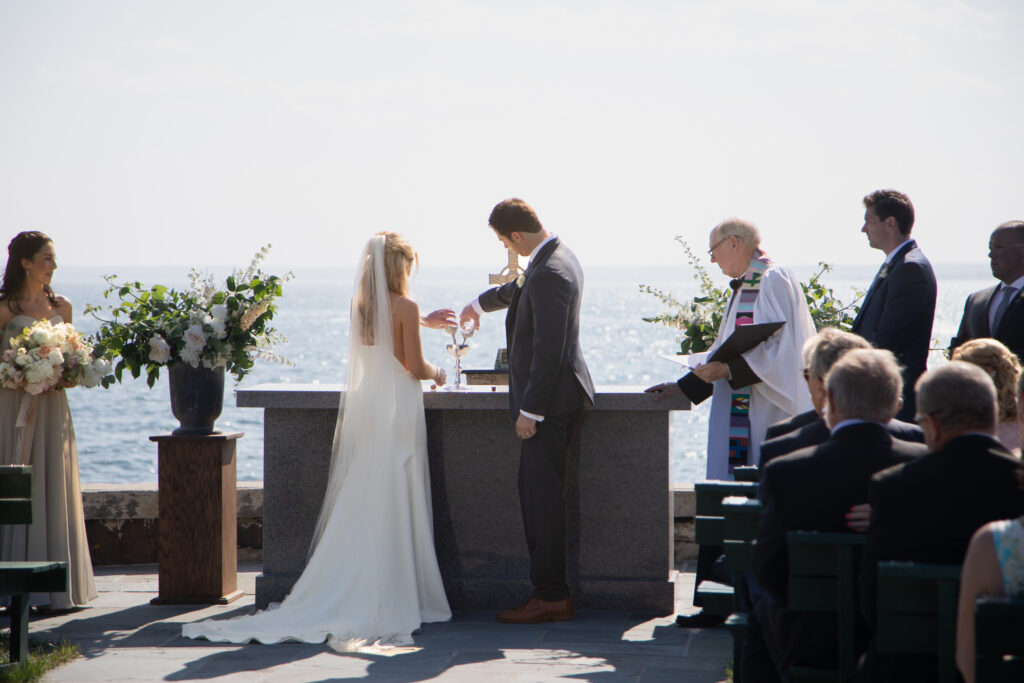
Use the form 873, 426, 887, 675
1, 231, 60, 313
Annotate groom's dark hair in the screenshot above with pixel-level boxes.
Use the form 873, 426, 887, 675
489, 198, 543, 237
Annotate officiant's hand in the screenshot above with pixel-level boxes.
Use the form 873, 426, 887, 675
645, 381, 681, 401
421, 308, 457, 329
459, 303, 480, 331
693, 361, 729, 383
516, 414, 537, 439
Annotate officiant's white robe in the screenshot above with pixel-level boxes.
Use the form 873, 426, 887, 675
704, 263, 815, 480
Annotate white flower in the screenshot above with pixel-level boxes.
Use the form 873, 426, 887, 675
24, 359, 56, 389
29, 327, 56, 347
516, 274, 526, 288
180, 346, 202, 368
183, 324, 207, 352
148, 335, 172, 364
209, 305, 228, 339
79, 357, 111, 388
46, 348, 64, 366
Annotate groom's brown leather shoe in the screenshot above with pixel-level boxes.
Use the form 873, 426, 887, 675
497, 597, 574, 624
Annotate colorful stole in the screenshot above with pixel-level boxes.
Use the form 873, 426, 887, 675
727, 255, 770, 474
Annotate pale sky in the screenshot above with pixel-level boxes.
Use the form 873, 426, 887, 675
2, 0, 1022, 271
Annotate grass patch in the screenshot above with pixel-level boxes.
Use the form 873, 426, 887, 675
0, 632, 80, 683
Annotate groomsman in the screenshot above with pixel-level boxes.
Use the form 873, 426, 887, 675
460, 198, 594, 624
851, 189, 936, 421
949, 220, 1024, 362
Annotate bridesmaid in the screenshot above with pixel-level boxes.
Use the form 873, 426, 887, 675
0, 231, 96, 610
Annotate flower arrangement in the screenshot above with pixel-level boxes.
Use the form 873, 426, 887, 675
85, 245, 293, 387
640, 236, 862, 353
0, 319, 112, 394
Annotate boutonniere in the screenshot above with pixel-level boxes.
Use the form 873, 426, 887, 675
877, 263, 890, 280
516, 273, 526, 288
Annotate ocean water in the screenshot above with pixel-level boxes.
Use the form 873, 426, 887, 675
56, 262, 990, 485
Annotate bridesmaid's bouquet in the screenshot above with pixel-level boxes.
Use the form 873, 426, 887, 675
0, 319, 112, 395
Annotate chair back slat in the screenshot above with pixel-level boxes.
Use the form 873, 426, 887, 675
876, 561, 961, 683
0, 466, 33, 525
786, 531, 866, 681
974, 596, 1024, 682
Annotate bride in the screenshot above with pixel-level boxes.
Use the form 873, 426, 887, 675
184, 231, 452, 650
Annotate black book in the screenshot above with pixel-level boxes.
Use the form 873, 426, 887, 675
676, 322, 785, 405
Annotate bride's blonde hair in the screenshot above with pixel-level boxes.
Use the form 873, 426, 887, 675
356, 231, 417, 344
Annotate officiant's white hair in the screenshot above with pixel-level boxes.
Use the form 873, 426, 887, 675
713, 218, 761, 248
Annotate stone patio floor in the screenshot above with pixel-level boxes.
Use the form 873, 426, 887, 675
11, 563, 731, 682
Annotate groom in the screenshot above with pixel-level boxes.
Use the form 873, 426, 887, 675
461, 198, 595, 624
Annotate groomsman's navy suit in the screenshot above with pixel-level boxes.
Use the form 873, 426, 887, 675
477, 237, 595, 601
949, 283, 1024, 363
851, 240, 936, 420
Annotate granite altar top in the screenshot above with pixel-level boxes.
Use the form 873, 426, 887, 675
236, 383, 690, 412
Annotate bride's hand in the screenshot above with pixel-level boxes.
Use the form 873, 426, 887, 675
434, 367, 447, 386
421, 308, 457, 330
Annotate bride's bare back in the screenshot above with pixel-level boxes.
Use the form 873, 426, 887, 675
389, 292, 441, 382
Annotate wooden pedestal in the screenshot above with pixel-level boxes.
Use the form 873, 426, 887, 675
149, 432, 244, 605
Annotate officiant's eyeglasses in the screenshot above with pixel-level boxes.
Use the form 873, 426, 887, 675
708, 236, 731, 255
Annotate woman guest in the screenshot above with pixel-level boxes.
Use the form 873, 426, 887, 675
952, 338, 1022, 452
0, 231, 96, 609
956, 514, 1024, 682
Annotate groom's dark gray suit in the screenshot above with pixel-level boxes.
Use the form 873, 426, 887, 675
477, 236, 595, 601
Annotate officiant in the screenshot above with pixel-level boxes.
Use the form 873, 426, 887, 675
647, 218, 815, 479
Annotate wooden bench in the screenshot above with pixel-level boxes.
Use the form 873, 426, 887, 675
875, 561, 962, 683
974, 596, 1024, 682
786, 531, 866, 682
694, 481, 760, 616
0, 465, 68, 665
721, 496, 763, 683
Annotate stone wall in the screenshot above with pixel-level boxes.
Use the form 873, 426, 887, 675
82, 482, 264, 565
82, 482, 697, 568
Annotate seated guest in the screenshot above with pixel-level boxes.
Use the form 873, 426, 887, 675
764, 406, 818, 441
743, 349, 927, 682
858, 361, 1024, 683
950, 220, 1024, 363
955, 514, 1024, 683
951, 338, 1022, 451
760, 328, 923, 473
760, 332, 851, 442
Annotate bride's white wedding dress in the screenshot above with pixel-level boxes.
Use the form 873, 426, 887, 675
183, 236, 451, 650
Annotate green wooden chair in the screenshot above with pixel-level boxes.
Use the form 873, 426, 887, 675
721, 496, 763, 683
733, 466, 760, 483
694, 481, 759, 616
785, 531, 866, 683
974, 596, 1024, 682
875, 561, 962, 683
0, 465, 69, 665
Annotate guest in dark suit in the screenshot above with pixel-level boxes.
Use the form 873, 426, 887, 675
949, 220, 1024, 363
743, 349, 927, 683
764, 409, 818, 441
851, 189, 936, 421
461, 198, 595, 624
857, 361, 1024, 683
759, 328, 923, 472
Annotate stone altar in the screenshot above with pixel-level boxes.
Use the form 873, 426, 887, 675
237, 384, 689, 612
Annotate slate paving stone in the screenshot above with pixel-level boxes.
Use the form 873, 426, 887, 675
34, 563, 731, 682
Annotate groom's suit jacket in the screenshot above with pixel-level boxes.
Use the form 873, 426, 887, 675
949, 283, 1024, 363
851, 239, 936, 417
478, 237, 595, 420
